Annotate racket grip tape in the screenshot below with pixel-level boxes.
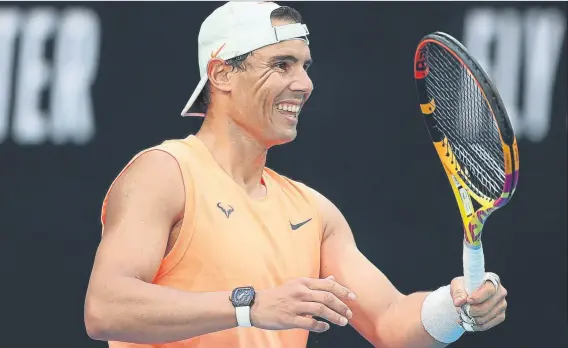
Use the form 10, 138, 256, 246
462, 241, 485, 295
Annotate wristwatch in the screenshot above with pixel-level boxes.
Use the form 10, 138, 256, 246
230, 286, 256, 327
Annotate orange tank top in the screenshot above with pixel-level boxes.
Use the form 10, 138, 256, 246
100, 135, 323, 348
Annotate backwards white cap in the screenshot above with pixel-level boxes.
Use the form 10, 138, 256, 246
180, 1, 310, 117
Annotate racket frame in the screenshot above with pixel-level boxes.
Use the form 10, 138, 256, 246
414, 32, 519, 247
413, 32, 520, 297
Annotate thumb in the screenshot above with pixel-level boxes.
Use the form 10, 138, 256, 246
450, 277, 468, 307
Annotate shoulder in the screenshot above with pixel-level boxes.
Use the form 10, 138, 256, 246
101, 143, 187, 226
299, 184, 350, 243
303, 186, 355, 245
302, 186, 343, 230
105, 135, 202, 200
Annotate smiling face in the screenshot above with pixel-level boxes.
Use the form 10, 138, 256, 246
222, 21, 314, 147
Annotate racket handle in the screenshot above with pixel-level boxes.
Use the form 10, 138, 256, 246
462, 241, 485, 295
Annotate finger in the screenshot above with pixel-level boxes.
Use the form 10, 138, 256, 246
306, 278, 356, 301
449, 277, 468, 306
468, 288, 505, 317
467, 280, 499, 304
293, 316, 330, 333
472, 298, 507, 325
473, 310, 506, 331
307, 290, 353, 320
298, 302, 349, 327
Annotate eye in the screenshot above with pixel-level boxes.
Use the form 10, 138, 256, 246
274, 61, 289, 71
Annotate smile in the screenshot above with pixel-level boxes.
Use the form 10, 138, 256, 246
276, 103, 301, 120
277, 104, 301, 113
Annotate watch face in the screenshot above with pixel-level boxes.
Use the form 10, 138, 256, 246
232, 287, 255, 306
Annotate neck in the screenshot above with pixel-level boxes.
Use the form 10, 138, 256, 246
195, 111, 268, 198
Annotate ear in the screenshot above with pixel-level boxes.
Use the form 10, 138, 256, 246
207, 58, 232, 93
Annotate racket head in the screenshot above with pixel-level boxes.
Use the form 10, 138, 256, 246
413, 32, 520, 246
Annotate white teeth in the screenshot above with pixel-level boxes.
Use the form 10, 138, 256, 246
277, 104, 300, 113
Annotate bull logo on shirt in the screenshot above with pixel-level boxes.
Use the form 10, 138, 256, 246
217, 202, 235, 218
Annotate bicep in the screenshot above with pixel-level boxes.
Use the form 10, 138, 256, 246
313, 189, 403, 342
90, 150, 185, 286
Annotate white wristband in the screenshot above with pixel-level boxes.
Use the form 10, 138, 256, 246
421, 285, 465, 344
235, 306, 252, 327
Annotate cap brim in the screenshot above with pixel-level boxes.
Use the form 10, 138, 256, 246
181, 75, 208, 117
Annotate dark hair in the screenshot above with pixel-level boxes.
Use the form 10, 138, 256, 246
199, 6, 303, 111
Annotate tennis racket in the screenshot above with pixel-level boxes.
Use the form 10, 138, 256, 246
413, 32, 519, 328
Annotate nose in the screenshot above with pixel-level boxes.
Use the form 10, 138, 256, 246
289, 68, 313, 96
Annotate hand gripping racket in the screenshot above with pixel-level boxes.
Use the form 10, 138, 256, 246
413, 32, 519, 329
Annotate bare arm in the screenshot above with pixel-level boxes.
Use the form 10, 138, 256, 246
311, 188, 447, 348
84, 150, 237, 344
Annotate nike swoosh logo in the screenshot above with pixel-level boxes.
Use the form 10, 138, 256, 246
290, 218, 312, 230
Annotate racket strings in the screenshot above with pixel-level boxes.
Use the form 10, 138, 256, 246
422, 43, 505, 201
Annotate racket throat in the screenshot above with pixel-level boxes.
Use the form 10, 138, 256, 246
464, 206, 495, 246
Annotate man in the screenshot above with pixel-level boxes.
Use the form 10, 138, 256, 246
84, 2, 508, 348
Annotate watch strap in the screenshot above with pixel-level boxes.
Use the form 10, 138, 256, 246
235, 306, 252, 327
